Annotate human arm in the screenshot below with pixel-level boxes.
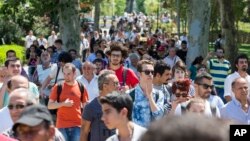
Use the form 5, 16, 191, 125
80, 119, 91, 141
47, 98, 74, 109
202, 51, 213, 66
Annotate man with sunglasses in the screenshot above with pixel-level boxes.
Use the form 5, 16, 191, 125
1, 88, 38, 137
2, 88, 64, 140
193, 73, 221, 117
129, 60, 164, 128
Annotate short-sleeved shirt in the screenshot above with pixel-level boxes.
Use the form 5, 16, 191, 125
49, 82, 89, 128
49, 64, 81, 83
83, 97, 115, 141
110, 66, 139, 88
207, 58, 231, 88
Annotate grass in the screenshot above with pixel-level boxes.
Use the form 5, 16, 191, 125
238, 22, 250, 33
0, 44, 26, 65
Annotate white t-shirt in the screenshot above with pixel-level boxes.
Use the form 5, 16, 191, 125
76, 75, 99, 101
106, 123, 147, 141
25, 35, 36, 48
163, 55, 181, 68
175, 100, 220, 118
224, 72, 250, 98
47, 35, 58, 46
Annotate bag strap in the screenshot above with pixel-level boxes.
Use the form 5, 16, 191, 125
56, 83, 63, 102
129, 89, 136, 101
54, 66, 60, 85
122, 68, 128, 86
76, 80, 84, 102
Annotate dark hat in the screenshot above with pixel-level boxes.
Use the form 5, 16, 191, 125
12, 105, 53, 131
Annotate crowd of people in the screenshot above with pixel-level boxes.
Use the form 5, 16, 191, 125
0, 12, 249, 141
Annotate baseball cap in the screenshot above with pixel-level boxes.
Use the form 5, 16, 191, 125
12, 105, 53, 131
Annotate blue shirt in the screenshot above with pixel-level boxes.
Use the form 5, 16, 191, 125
220, 98, 250, 124
131, 85, 164, 128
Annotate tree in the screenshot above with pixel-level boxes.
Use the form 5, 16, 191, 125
186, 0, 211, 67
125, 0, 134, 13
58, 0, 80, 51
217, 0, 238, 64
94, 0, 101, 30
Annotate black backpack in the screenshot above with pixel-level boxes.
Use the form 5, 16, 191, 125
56, 80, 85, 102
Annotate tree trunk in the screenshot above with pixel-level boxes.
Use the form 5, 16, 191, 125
126, 0, 134, 13
94, 0, 101, 30
186, 0, 211, 68
58, 0, 80, 52
217, 0, 238, 64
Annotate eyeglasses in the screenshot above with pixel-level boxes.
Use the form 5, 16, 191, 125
175, 93, 188, 98
197, 83, 214, 89
142, 70, 154, 75
105, 81, 120, 87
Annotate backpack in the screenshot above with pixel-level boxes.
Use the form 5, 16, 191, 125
56, 80, 85, 102
122, 68, 128, 86
214, 39, 221, 50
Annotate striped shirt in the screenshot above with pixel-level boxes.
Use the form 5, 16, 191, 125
207, 58, 231, 88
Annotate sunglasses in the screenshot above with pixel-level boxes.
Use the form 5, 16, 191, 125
142, 70, 154, 75
175, 93, 188, 98
198, 83, 214, 89
8, 103, 33, 110
8, 104, 26, 110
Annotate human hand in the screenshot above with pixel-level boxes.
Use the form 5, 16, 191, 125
63, 98, 74, 107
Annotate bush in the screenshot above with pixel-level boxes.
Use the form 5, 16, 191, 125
0, 44, 26, 65
0, 19, 24, 45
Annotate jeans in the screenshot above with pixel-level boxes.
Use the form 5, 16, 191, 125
59, 126, 81, 141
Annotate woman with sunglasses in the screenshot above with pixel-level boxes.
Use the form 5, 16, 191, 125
170, 79, 192, 115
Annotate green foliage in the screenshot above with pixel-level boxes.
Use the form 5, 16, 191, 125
0, 44, 26, 65
144, 0, 159, 15
114, 0, 126, 16
0, 19, 25, 45
32, 17, 50, 37
136, 0, 145, 13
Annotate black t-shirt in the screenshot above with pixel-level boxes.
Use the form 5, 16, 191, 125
176, 50, 187, 63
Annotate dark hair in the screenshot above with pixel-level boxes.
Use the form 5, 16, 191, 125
68, 49, 77, 54
100, 92, 133, 121
93, 58, 104, 64
197, 64, 207, 71
154, 60, 171, 77
110, 43, 128, 59
6, 50, 16, 58
215, 47, 225, 53
192, 56, 203, 66
95, 50, 105, 58
58, 52, 73, 63
62, 63, 76, 73
5, 57, 21, 67
234, 54, 249, 68
181, 40, 187, 45
194, 72, 213, 84
141, 114, 229, 141
47, 46, 56, 53
137, 60, 154, 72
98, 70, 115, 90
172, 79, 191, 94
54, 39, 63, 45
172, 61, 187, 77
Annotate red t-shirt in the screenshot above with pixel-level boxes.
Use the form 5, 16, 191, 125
110, 66, 139, 88
50, 82, 89, 128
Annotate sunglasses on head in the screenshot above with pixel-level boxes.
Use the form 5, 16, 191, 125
142, 70, 154, 75
198, 83, 214, 89
175, 93, 188, 98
